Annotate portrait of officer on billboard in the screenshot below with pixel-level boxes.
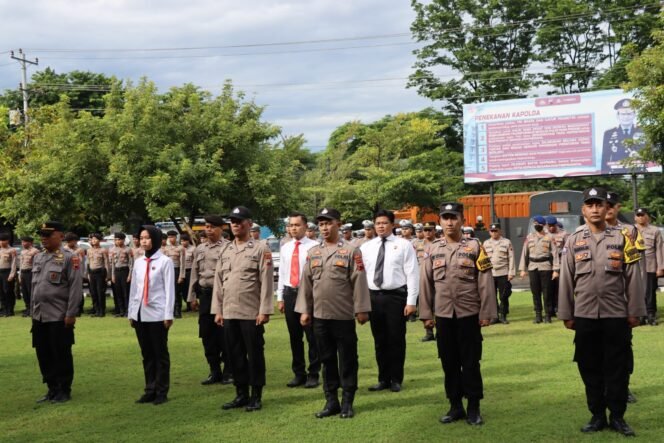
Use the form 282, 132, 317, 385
601, 98, 645, 174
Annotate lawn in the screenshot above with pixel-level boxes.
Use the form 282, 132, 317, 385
1, 292, 662, 442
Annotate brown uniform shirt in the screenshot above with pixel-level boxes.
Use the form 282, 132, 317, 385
162, 244, 185, 279
183, 245, 195, 270
20, 247, 40, 271
187, 239, 228, 302
411, 238, 427, 264
131, 246, 145, 260
31, 247, 83, 321
636, 224, 664, 273
419, 237, 497, 321
549, 229, 569, 256
212, 239, 274, 320
87, 246, 110, 274
518, 232, 560, 272
109, 246, 133, 279
482, 237, 515, 277
558, 225, 646, 320
0, 246, 17, 278
295, 239, 371, 321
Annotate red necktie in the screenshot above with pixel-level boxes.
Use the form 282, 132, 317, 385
290, 241, 300, 287
143, 257, 151, 306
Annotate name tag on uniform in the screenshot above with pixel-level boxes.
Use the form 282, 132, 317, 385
575, 252, 590, 261
334, 260, 347, 267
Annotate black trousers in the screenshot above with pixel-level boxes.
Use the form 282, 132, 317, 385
32, 320, 75, 394
198, 289, 229, 375
493, 275, 512, 316
89, 269, 107, 315
645, 272, 658, 315
549, 274, 559, 316
224, 319, 266, 387
436, 314, 484, 402
20, 270, 32, 313
180, 269, 191, 311
113, 267, 130, 315
313, 318, 358, 394
574, 317, 631, 418
283, 287, 320, 378
134, 318, 170, 397
172, 268, 182, 315
529, 270, 552, 314
0, 269, 15, 314
369, 288, 407, 384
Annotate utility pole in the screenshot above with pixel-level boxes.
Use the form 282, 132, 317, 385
10, 49, 38, 128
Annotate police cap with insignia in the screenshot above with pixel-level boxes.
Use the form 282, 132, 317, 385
341, 223, 353, 232
0, 232, 10, 241
316, 207, 341, 222
114, 232, 126, 239
635, 207, 649, 216
439, 202, 463, 217
545, 216, 558, 225
614, 99, 632, 110
423, 221, 436, 229
489, 223, 501, 231
306, 222, 318, 231
606, 191, 620, 206
166, 230, 178, 237
250, 223, 260, 232
414, 223, 423, 231
227, 206, 252, 221
399, 219, 413, 229
204, 214, 226, 227
38, 221, 65, 237
583, 187, 607, 203
362, 220, 374, 229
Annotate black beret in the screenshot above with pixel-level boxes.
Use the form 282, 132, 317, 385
227, 206, 252, 221
204, 214, 226, 227
440, 202, 463, 216
316, 207, 341, 222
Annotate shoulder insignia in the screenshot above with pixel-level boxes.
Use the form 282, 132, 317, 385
72, 255, 81, 270
622, 232, 641, 264
475, 246, 492, 272
353, 251, 364, 272
263, 251, 272, 261
339, 249, 348, 255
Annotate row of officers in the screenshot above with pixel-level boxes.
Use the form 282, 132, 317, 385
16, 188, 661, 436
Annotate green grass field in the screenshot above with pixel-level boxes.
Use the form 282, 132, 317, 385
1, 292, 662, 442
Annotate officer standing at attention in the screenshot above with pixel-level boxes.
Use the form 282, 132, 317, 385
296, 207, 371, 419
634, 207, 664, 326
482, 223, 515, 324
31, 221, 83, 403
187, 215, 232, 385
341, 224, 353, 243
354, 220, 375, 247
213, 206, 274, 412
180, 233, 195, 312
277, 212, 320, 388
131, 236, 144, 260
546, 216, 568, 317
519, 216, 559, 323
87, 232, 110, 317
110, 233, 132, 317
419, 202, 496, 426
420, 221, 438, 342
250, 223, 263, 244
399, 220, 414, 241
306, 222, 319, 241
163, 231, 185, 318
361, 209, 418, 393
0, 232, 17, 317
558, 187, 645, 436
19, 236, 40, 317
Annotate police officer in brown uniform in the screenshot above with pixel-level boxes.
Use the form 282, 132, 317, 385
558, 187, 645, 436
420, 202, 496, 426
180, 233, 195, 312
546, 216, 569, 317
634, 207, 664, 326
110, 232, 132, 317
187, 215, 232, 385
19, 236, 40, 317
31, 222, 83, 403
519, 216, 560, 323
0, 232, 17, 317
213, 206, 274, 412
296, 207, 371, 419
163, 230, 186, 318
420, 221, 438, 342
87, 232, 110, 317
131, 236, 144, 260
483, 223, 515, 324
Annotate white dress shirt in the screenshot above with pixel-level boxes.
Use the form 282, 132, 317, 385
277, 236, 318, 301
360, 234, 419, 305
128, 250, 175, 322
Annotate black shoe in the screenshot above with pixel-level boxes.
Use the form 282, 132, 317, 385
581, 415, 608, 433
304, 375, 320, 389
340, 392, 355, 419
245, 386, 263, 412
609, 417, 635, 436
222, 387, 250, 410
135, 393, 156, 404
466, 409, 484, 426
439, 407, 466, 424
22, 311, 30, 317
648, 314, 658, 326
544, 315, 552, 324
368, 381, 390, 392
500, 315, 509, 324
221, 372, 234, 385
201, 374, 222, 385
627, 390, 637, 403
534, 313, 543, 324
287, 376, 306, 388
50, 392, 71, 404
153, 395, 168, 405
36, 390, 56, 403
174, 312, 182, 319
390, 382, 402, 392
315, 392, 341, 418
421, 333, 435, 342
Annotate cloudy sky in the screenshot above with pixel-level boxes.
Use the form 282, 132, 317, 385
0, 0, 435, 151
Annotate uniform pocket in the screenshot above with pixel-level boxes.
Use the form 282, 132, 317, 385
46, 264, 63, 285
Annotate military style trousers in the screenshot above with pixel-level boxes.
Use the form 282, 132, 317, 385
0, 269, 15, 315
528, 270, 552, 315
436, 314, 484, 402
645, 272, 658, 315
113, 267, 129, 315
20, 270, 32, 314
574, 317, 631, 418
493, 275, 512, 316
283, 287, 320, 379
313, 318, 358, 394
88, 269, 107, 315
32, 320, 75, 395
224, 319, 266, 387
198, 288, 229, 377
172, 267, 182, 316
369, 287, 408, 384
134, 316, 170, 398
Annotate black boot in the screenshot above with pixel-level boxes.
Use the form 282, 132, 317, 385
340, 391, 355, 419
466, 398, 483, 425
245, 386, 263, 411
533, 312, 543, 324
439, 399, 466, 424
648, 313, 658, 326
222, 385, 249, 410
315, 390, 341, 418
544, 314, 552, 323
201, 368, 222, 385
